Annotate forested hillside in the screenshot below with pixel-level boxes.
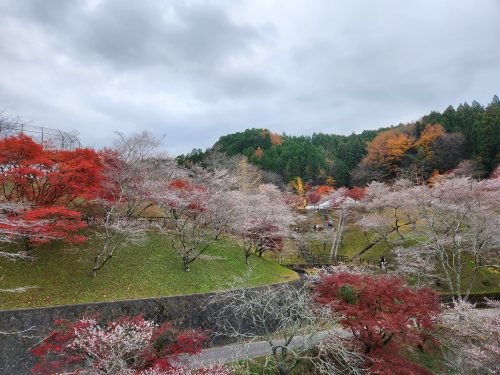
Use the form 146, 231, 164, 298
177, 96, 500, 186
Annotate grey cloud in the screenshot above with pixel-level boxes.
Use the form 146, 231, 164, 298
8, 1, 264, 70
0, 0, 499, 155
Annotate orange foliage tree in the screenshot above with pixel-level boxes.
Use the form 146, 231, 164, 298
362, 128, 415, 179
359, 123, 455, 182
269, 131, 283, 145
254, 146, 264, 158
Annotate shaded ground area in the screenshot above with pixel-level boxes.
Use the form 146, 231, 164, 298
0, 232, 297, 310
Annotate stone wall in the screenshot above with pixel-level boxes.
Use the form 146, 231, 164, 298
0, 280, 300, 375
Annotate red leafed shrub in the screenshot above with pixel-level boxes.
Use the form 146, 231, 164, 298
0, 206, 87, 250
17, 206, 86, 246
346, 186, 365, 202
314, 272, 440, 374
169, 178, 191, 191
169, 179, 205, 193
307, 192, 321, 204
316, 185, 333, 196
31, 316, 209, 375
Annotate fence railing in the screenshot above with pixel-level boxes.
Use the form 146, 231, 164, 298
0, 122, 81, 150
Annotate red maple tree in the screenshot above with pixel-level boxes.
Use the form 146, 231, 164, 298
307, 192, 321, 204
314, 272, 440, 374
0, 134, 102, 206
0, 134, 103, 249
316, 185, 333, 196
5, 207, 87, 250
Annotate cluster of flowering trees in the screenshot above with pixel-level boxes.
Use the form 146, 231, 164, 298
441, 299, 500, 374
31, 315, 231, 375
230, 184, 296, 264
306, 171, 499, 314
0, 130, 300, 274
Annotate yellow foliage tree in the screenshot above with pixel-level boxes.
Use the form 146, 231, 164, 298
326, 176, 336, 187
289, 176, 306, 207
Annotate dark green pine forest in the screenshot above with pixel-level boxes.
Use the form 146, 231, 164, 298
177, 96, 500, 186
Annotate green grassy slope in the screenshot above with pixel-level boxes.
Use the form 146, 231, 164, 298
0, 232, 297, 310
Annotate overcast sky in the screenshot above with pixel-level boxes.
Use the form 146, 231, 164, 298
1, 0, 499, 155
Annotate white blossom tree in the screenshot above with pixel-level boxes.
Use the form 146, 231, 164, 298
0, 202, 49, 260
356, 179, 418, 257
440, 299, 500, 375
368, 176, 500, 302
209, 283, 363, 375
91, 131, 171, 276
326, 188, 362, 260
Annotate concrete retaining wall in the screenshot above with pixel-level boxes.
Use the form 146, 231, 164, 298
0, 280, 300, 374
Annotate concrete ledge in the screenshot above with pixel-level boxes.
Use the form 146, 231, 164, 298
0, 279, 301, 374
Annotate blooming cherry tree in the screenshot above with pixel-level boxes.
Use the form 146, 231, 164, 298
230, 184, 296, 264
31, 315, 211, 375
441, 299, 500, 374
151, 175, 224, 271
397, 176, 500, 302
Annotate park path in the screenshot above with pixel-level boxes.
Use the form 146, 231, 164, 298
182, 307, 499, 368
183, 328, 348, 368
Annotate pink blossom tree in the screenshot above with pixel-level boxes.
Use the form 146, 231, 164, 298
441, 299, 500, 374
401, 176, 500, 302
31, 315, 230, 375
230, 184, 296, 265
149, 166, 239, 271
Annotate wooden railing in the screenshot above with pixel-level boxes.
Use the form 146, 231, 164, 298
277, 254, 349, 266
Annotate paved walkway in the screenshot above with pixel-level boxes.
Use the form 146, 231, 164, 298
180, 307, 500, 368
183, 328, 349, 368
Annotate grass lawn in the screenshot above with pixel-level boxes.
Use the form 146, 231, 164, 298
0, 232, 298, 310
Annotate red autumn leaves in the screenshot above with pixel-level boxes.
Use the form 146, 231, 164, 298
314, 272, 440, 375
0, 134, 103, 249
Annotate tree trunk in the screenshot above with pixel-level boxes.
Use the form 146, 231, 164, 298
182, 256, 191, 272
330, 213, 345, 259
24, 237, 32, 252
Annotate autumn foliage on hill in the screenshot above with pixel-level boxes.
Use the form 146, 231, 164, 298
353, 123, 466, 184
314, 272, 440, 375
0, 134, 103, 249
31, 315, 228, 374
